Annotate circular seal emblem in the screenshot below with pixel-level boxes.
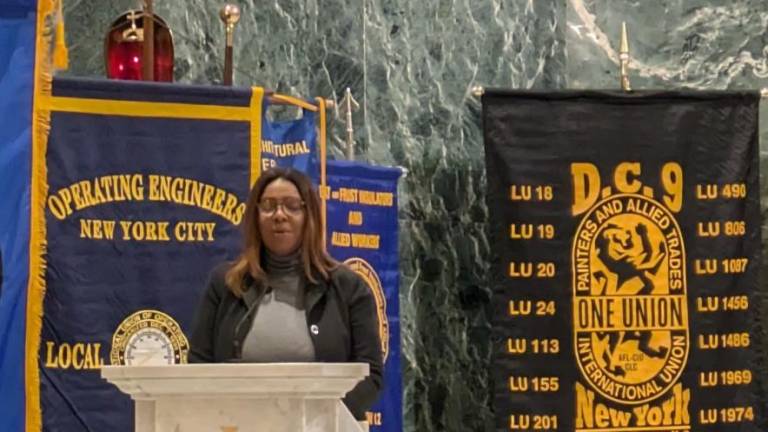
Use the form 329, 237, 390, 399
344, 257, 390, 362
572, 194, 689, 404
110, 309, 189, 366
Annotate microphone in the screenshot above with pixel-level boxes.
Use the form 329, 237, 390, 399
231, 285, 271, 359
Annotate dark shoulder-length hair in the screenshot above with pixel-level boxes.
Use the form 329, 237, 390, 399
225, 167, 338, 296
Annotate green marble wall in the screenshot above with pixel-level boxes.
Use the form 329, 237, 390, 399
61, 1, 766, 431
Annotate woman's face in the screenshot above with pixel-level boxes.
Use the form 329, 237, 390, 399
257, 178, 306, 256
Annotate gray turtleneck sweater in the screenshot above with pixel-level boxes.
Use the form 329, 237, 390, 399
240, 251, 316, 362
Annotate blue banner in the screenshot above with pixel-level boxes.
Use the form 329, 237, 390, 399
325, 160, 403, 432
0, 6, 35, 432
261, 99, 320, 182
40, 77, 262, 431
1, 0, 36, 12
37, 77, 325, 432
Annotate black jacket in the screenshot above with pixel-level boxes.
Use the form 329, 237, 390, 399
189, 262, 383, 420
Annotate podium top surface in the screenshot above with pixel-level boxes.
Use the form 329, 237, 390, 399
102, 362, 369, 379
101, 363, 370, 400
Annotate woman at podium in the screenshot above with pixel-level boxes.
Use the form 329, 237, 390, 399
189, 167, 383, 420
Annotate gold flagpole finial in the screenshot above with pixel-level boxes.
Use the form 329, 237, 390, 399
220, 4, 241, 37
220, 4, 241, 86
619, 21, 632, 92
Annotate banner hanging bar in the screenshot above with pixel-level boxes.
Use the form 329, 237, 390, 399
263, 91, 335, 110
471, 87, 768, 99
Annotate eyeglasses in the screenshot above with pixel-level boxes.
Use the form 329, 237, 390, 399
257, 197, 305, 215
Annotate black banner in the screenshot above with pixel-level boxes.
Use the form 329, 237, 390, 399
483, 90, 764, 431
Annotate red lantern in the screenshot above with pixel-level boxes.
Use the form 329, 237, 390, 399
105, 10, 174, 82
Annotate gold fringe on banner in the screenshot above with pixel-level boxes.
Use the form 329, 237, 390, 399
26, 0, 64, 430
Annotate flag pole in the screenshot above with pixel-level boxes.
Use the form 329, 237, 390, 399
142, 0, 154, 81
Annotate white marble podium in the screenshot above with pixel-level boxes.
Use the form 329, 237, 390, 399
101, 363, 369, 432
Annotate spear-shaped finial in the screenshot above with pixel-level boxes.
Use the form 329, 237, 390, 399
619, 21, 632, 92
339, 88, 360, 160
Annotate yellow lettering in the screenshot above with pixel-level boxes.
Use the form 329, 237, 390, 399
131, 175, 144, 200
93, 343, 105, 368
100, 176, 114, 201
117, 220, 170, 242
72, 344, 85, 370
359, 190, 393, 206
571, 163, 600, 215
70, 183, 86, 210
158, 222, 170, 241
173, 221, 215, 242
119, 220, 132, 240
47, 175, 147, 218
331, 231, 351, 247
212, 189, 226, 215
190, 180, 203, 207
223, 194, 238, 222
47, 195, 69, 220
351, 233, 380, 249
174, 222, 186, 241
575, 383, 595, 428
148, 174, 161, 200
348, 211, 363, 226
365, 411, 383, 426
45, 341, 58, 368
182, 178, 195, 205
661, 162, 684, 212
233, 203, 246, 225
202, 184, 215, 210
262, 158, 276, 170
79, 219, 117, 240
78, 180, 93, 207
614, 162, 641, 193
58, 343, 71, 369
118, 175, 132, 200
158, 175, 171, 201
82, 345, 94, 369
44, 342, 105, 370
49, 174, 245, 225
170, 177, 185, 204
145, 221, 158, 240
59, 188, 74, 215
204, 223, 216, 241
338, 188, 358, 203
